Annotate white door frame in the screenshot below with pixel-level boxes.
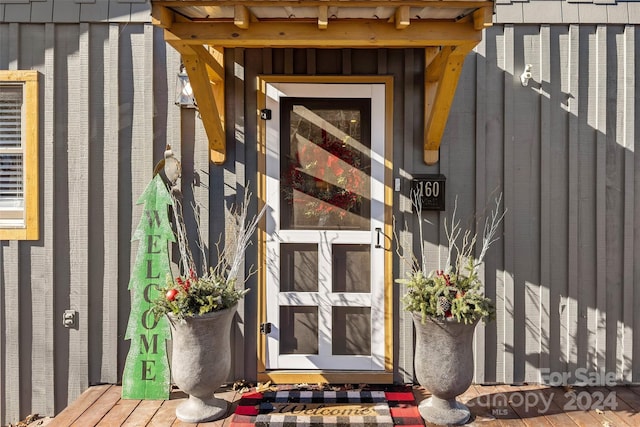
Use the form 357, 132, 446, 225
257, 76, 394, 383
264, 82, 385, 371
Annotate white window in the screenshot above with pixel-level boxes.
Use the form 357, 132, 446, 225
0, 71, 38, 240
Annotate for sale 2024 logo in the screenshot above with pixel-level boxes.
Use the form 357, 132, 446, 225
470, 368, 618, 417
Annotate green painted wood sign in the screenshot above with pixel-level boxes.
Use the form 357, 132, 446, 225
122, 175, 174, 399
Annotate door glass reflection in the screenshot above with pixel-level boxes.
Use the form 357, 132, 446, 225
280, 98, 371, 230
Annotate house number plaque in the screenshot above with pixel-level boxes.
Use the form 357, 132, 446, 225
411, 175, 446, 211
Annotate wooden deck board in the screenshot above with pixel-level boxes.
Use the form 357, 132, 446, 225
50, 384, 112, 426
460, 384, 500, 423
172, 419, 199, 427
472, 385, 527, 426
120, 399, 164, 426
629, 386, 640, 397
70, 384, 122, 426
146, 399, 181, 427
546, 387, 608, 427
536, 387, 579, 427
95, 398, 141, 426
50, 384, 640, 426
195, 390, 240, 427
606, 386, 640, 425
587, 387, 633, 427
495, 385, 549, 426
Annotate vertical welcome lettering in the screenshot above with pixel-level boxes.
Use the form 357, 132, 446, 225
121, 175, 174, 399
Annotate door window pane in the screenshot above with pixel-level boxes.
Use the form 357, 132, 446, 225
332, 307, 371, 356
280, 98, 371, 230
280, 306, 318, 355
332, 244, 370, 293
280, 243, 318, 292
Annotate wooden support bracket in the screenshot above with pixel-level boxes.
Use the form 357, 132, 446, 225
423, 43, 477, 165
170, 42, 226, 164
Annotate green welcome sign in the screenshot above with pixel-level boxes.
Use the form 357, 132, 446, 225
122, 175, 174, 399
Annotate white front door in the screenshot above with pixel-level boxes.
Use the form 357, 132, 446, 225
264, 83, 386, 371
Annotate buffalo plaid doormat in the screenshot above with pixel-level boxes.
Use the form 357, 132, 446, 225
230, 386, 424, 427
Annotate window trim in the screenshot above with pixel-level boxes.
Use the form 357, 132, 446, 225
0, 70, 39, 240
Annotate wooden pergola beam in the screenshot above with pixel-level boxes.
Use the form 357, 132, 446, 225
234, 5, 251, 29
170, 44, 226, 164
423, 43, 477, 164
162, 21, 481, 48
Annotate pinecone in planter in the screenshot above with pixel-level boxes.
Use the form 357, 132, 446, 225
437, 296, 452, 313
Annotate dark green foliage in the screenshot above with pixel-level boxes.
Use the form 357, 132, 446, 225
397, 265, 495, 325
151, 269, 249, 321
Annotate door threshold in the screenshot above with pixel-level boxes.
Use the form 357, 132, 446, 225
258, 371, 393, 384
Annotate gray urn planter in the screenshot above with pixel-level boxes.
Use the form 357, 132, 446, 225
167, 305, 237, 423
413, 313, 479, 426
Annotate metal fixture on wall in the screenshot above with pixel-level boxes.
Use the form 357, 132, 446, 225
520, 64, 532, 86
175, 64, 196, 108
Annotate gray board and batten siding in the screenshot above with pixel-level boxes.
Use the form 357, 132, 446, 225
1, 0, 640, 424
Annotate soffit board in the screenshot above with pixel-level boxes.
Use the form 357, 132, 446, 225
152, 1, 494, 32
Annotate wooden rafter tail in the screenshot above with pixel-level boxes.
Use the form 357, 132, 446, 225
473, 6, 494, 31
423, 42, 478, 165
234, 5, 251, 29
318, 5, 328, 30
395, 6, 410, 30
151, 4, 174, 29
170, 43, 227, 164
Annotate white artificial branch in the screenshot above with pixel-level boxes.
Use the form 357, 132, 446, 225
219, 189, 267, 288
476, 193, 506, 268
190, 198, 209, 274
170, 192, 195, 275
396, 190, 505, 279
443, 197, 462, 274
410, 187, 428, 274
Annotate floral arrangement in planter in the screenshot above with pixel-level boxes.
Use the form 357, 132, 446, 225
395, 192, 505, 325
285, 130, 365, 220
396, 190, 506, 426
151, 189, 265, 321
152, 268, 248, 321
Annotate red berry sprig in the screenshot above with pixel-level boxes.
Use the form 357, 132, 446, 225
436, 270, 451, 285
176, 276, 191, 291
166, 288, 178, 301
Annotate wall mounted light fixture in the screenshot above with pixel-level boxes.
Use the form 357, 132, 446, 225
175, 64, 196, 108
520, 64, 532, 87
